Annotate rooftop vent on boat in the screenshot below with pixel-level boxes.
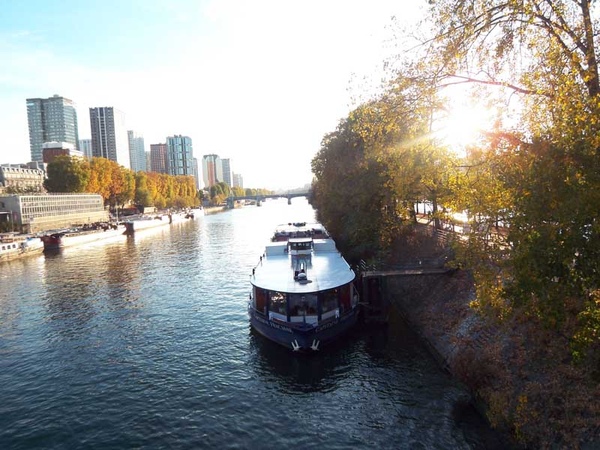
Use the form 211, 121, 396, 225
294, 270, 311, 284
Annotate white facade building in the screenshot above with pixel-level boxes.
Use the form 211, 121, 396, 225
0, 165, 45, 193
128, 130, 147, 172
0, 194, 108, 233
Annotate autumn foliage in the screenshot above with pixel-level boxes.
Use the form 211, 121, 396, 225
45, 156, 200, 209
312, 1, 600, 447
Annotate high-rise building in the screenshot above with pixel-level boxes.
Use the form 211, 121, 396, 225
221, 158, 232, 187
193, 157, 201, 189
79, 139, 93, 160
26, 95, 79, 162
166, 135, 194, 176
233, 172, 243, 189
89, 107, 130, 169
202, 154, 221, 188
150, 143, 168, 173
127, 130, 147, 172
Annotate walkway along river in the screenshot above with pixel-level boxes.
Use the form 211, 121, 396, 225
0, 198, 508, 449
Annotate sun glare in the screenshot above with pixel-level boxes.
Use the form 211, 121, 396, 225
435, 101, 494, 157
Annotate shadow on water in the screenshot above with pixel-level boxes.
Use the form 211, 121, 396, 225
249, 310, 515, 450
248, 327, 360, 394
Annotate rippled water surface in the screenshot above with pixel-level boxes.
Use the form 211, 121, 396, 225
0, 199, 506, 449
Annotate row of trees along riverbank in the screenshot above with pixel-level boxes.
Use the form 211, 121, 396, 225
45, 156, 201, 209
311, 1, 599, 447
44, 156, 273, 209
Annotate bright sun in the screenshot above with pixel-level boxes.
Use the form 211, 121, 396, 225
435, 100, 494, 157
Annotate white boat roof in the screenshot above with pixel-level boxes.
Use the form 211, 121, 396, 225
251, 223, 355, 294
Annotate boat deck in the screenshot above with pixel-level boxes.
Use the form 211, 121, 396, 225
251, 237, 355, 293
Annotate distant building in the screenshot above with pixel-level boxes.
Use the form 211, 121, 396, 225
0, 194, 108, 233
221, 158, 232, 187
193, 157, 201, 189
89, 107, 130, 169
145, 151, 151, 173
42, 142, 83, 164
127, 130, 147, 172
79, 138, 93, 160
166, 135, 194, 176
202, 154, 221, 187
150, 143, 168, 173
26, 95, 80, 162
232, 172, 243, 189
0, 165, 45, 193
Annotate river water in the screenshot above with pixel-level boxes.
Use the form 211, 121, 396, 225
0, 198, 507, 449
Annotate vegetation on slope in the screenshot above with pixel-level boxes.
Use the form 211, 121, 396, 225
311, 1, 600, 446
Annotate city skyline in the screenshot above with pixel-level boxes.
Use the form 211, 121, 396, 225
25, 96, 238, 190
0, 1, 424, 190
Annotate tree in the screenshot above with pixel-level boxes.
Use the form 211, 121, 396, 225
44, 156, 90, 193
419, 0, 600, 357
231, 186, 245, 197
209, 182, 231, 205
86, 157, 114, 203
113, 166, 135, 210
134, 172, 153, 207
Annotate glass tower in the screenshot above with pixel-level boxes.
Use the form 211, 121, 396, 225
26, 95, 80, 162
166, 135, 194, 176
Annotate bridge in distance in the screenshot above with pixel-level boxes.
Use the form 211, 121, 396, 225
226, 191, 310, 208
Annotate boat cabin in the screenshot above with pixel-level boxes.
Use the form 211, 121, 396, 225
251, 283, 354, 325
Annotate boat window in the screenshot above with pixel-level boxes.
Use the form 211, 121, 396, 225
339, 284, 352, 313
254, 287, 267, 314
289, 293, 318, 316
290, 241, 311, 251
268, 291, 287, 315
320, 289, 338, 313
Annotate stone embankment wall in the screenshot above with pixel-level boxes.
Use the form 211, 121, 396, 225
385, 270, 487, 375
385, 269, 599, 449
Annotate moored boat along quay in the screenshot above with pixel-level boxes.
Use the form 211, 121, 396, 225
0, 233, 44, 261
1, 209, 203, 257
40, 222, 126, 250
122, 211, 199, 235
248, 222, 360, 352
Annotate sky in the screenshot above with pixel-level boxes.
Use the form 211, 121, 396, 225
0, 0, 424, 190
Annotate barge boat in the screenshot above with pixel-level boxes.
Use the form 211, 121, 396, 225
248, 222, 359, 352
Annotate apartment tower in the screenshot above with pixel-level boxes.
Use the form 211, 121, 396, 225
26, 95, 80, 162
128, 130, 147, 172
166, 135, 194, 176
89, 107, 130, 169
150, 143, 168, 173
79, 139, 93, 160
221, 158, 232, 187
202, 154, 221, 188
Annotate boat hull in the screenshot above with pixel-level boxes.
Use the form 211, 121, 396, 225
249, 306, 359, 351
0, 237, 44, 261
41, 225, 125, 250
123, 211, 197, 235
123, 216, 170, 235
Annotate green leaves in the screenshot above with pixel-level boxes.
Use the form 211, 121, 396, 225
44, 156, 90, 193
